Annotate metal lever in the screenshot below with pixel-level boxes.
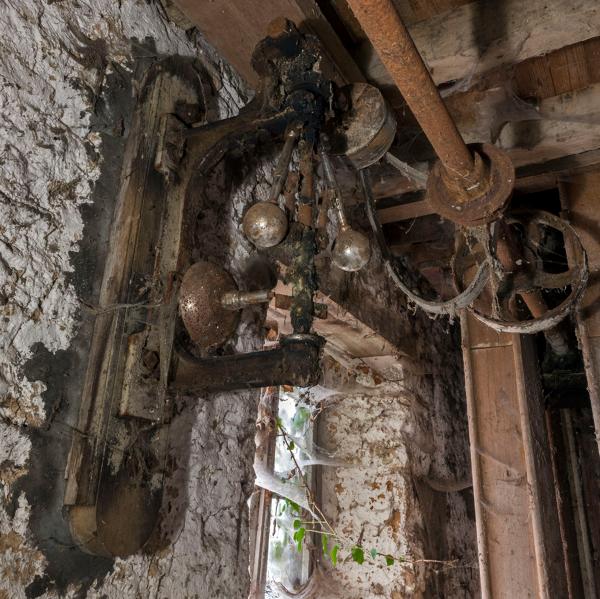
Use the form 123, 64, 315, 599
320, 150, 371, 272
243, 126, 300, 248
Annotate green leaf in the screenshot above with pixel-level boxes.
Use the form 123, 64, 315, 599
287, 500, 301, 515
385, 555, 394, 567
291, 406, 310, 431
321, 534, 328, 554
330, 544, 339, 566
293, 527, 305, 552
276, 417, 283, 429
351, 546, 365, 565
370, 548, 378, 560
288, 440, 295, 451
293, 519, 301, 530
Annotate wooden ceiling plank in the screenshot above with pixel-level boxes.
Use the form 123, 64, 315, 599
514, 54, 556, 100
585, 38, 600, 83
410, 0, 600, 86
546, 45, 590, 97
172, 0, 363, 86
356, 0, 600, 91
565, 43, 592, 93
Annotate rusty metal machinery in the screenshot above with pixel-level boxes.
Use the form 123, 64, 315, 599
345, 0, 515, 228
341, 0, 588, 334
64, 13, 590, 560
63, 20, 406, 559
63, 21, 336, 559
178, 261, 274, 352
452, 211, 589, 335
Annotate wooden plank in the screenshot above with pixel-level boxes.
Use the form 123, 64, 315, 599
371, 148, 600, 221
560, 171, 600, 458
441, 82, 600, 166
514, 38, 600, 101
377, 197, 432, 223
461, 313, 568, 598
359, 0, 600, 88
388, 0, 471, 24
410, 0, 600, 84
172, 0, 364, 85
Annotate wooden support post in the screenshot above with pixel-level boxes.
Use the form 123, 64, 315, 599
560, 172, 600, 458
460, 313, 568, 598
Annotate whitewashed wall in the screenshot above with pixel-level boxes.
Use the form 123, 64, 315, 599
0, 2, 266, 597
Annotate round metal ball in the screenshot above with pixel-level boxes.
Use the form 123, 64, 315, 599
179, 261, 240, 352
242, 202, 288, 248
332, 228, 371, 272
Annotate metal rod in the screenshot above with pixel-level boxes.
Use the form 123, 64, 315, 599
268, 125, 299, 203
320, 150, 348, 229
512, 334, 553, 598
172, 336, 322, 392
459, 313, 492, 599
297, 139, 315, 227
221, 289, 274, 310
346, 0, 475, 180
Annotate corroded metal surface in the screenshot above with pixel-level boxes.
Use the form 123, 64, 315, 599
221, 289, 274, 311
345, 0, 474, 178
179, 261, 240, 351
321, 149, 371, 272
332, 228, 371, 272
362, 169, 490, 316
346, 0, 515, 226
427, 143, 515, 226
330, 83, 396, 169
173, 334, 323, 392
243, 124, 299, 248
454, 210, 588, 333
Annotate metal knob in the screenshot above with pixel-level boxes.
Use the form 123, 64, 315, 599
179, 261, 273, 352
320, 150, 371, 272
243, 126, 300, 249
332, 226, 371, 272
242, 201, 288, 248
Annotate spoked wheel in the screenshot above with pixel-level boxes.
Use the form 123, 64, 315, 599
453, 209, 588, 334
361, 169, 490, 316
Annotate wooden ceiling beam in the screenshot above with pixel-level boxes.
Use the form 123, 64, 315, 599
353, 0, 600, 89
172, 0, 364, 85
373, 147, 600, 222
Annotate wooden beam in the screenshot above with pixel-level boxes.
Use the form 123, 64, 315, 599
560, 172, 600, 459
356, 0, 600, 88
172, 0, 364, 85
460, 314, 569, 598
373, 148, 600, 221
377, 197, 432, 223
425, 82, 600, 171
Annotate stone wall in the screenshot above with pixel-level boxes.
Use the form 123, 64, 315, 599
0, 2, 265, 597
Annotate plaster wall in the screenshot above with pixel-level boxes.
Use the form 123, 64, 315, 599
0, 2, 265, 597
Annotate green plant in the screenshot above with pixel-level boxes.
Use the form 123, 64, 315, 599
273, 418, 459, 572
275, 419, 403, 569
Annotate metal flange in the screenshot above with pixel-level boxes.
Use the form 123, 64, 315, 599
427, 143, 515, 227
328, 83, 397, 169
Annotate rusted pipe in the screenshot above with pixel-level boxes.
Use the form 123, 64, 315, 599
347, 0, 514, 227
345, 0, 474, 180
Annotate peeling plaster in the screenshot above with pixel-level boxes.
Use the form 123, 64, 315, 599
0, 1, 261, 597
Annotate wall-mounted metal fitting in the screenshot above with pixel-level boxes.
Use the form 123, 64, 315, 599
427, 143, 515, 226
179, 261, 274, 352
